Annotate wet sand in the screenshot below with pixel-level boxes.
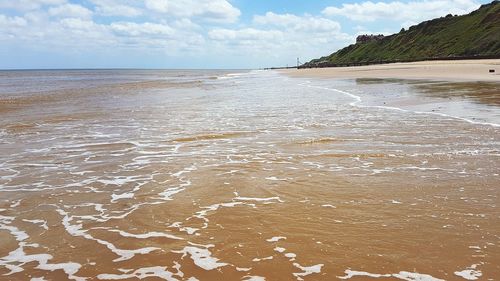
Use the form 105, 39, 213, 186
0, 70, 499, 280
283, 59, 500, 82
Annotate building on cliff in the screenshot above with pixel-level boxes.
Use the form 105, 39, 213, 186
356, 34, 385, 44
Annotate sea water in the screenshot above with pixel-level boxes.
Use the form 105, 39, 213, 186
0, 69, 498, 280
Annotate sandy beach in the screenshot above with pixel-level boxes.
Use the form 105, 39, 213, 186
282, 59, 500, 82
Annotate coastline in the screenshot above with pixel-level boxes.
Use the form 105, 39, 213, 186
280, 59, 500, 82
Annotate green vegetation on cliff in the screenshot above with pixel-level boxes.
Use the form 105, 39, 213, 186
304, 1, 500, 67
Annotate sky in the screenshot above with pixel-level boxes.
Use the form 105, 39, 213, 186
0, 0, 492, 69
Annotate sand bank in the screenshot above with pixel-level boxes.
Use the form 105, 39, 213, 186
281, 59, 500, 82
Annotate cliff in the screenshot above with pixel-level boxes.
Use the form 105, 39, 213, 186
303, 1, 500, 67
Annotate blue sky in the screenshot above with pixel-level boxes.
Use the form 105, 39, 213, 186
0, 0, 491, 69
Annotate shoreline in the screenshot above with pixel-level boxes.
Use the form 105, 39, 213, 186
280, 59, 500, 82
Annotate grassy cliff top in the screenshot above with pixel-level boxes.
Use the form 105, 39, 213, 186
305, 1, 500, 67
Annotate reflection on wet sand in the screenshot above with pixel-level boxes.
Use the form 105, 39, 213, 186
416, 81, 500, 106
356, 78, 500, 106
0, 70, 499, 280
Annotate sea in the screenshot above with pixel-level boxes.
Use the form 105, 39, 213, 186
0, 69, 499, 280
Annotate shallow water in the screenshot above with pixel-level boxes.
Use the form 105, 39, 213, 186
0, 70, 499, 280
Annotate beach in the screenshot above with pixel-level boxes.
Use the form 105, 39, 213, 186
0, 69, 499, 280
283, 59, 500, 82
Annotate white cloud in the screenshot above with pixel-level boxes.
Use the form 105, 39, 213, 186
208, 28, 283, 42
247, 12, 348, 47
0, 8, 205, 57
171, 18, 200, 30
254, 12, 341, 33
0, 0, 66, 11
0, 14, 28, 39
8, 1, 471, 67
144, 0, 168, 13
110, 22, 174, 37
322, 0, 481, 22
207, 12, 351, 66
0, 14, 28, 27
59, 18, 98, 31
91, 0, 142, 17
48, 3, 93, 19
144, 0, 241, 23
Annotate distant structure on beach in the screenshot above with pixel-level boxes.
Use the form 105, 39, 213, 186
356, 34, 385, 44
